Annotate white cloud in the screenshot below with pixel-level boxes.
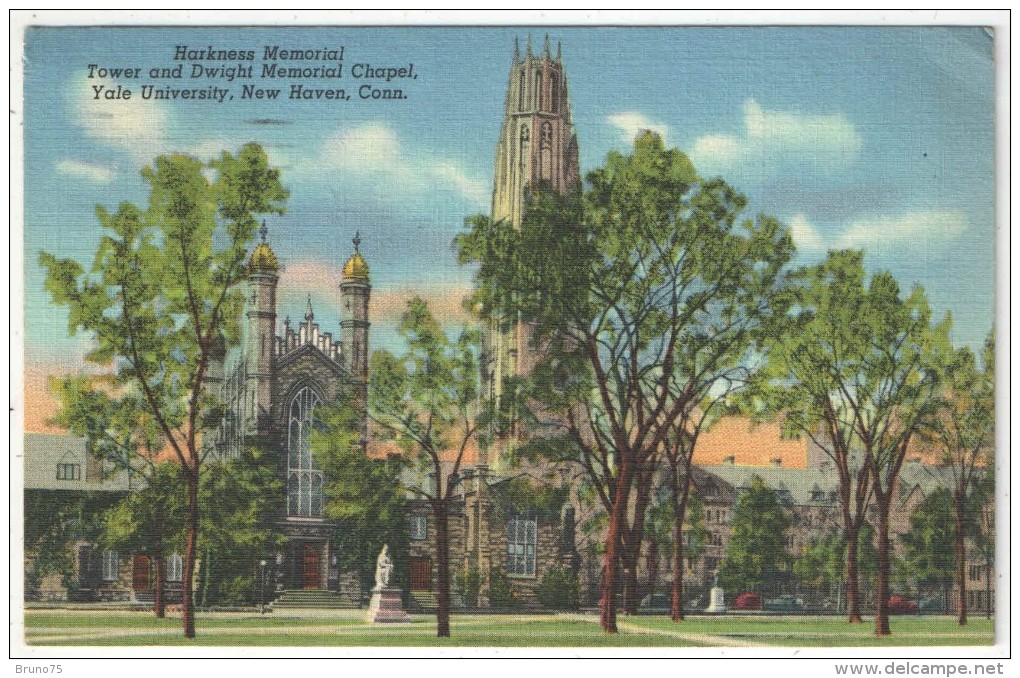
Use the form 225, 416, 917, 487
837, 210, 969, 249
73, 78, 170, 162
692, 99, 861, 175
314, 122, 487, 205
786, 213, 824, 251
785, 210, 969, 254
54, 159, 114, 184
607, 112, 668, 146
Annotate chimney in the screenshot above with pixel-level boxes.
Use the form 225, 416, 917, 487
723, 455, 735, 465
771, 457, 783, 468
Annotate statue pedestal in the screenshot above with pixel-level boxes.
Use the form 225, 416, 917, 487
704, 586, 727, 614
366, 586, 410, 623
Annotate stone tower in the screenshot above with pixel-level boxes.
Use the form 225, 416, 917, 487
245, 221, 279, 435
341, 231, 371, 385
484, 36, 580, 468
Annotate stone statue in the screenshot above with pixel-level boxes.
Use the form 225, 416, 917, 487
375, 545, 393, 588
713, 571, 720, 588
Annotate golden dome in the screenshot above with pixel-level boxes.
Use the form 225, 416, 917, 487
249, 242, 280, 273
342, 251, 370, 281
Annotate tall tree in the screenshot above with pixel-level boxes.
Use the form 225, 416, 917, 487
367, 298, 483, 638
756, 250, 878, 622
925, 331, 995, 625
310, 399, 409, 593
100, 462, 186, 617
775, 251, 949, 635
719, 476, 791, 594
48, 374, 177, 615
458, 131, 793, 632
196, 445, 285, 608
900, 488, 959, 609
40, 144, 287, 637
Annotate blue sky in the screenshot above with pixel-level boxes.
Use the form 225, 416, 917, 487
23, 26, 996, 373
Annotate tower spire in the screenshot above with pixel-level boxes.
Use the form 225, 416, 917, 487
557, 40, 562, 61
526, 34, 532, 59
305, 295, 314, 322
544, 34, 551, 59
259, 219, 268, 243
353, 230, 361, 253
513, 36, 520, 64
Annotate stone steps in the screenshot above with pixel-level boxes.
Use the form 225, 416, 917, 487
409, 591, 438, 612
270, 589, 360, 609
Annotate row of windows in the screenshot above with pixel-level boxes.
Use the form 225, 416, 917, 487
97, 552, 184, 582
56, 463, 81, 480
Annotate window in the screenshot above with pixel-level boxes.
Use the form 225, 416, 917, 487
506, 517, 537, 576
287, 387, 324, 517
56, 463, 81, 480
969, 564, 983, 581
102, 550, 119, 581
409, 515, 428, 541
166, 553, 183, 582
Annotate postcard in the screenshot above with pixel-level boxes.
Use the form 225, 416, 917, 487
11, 11, 1008, 668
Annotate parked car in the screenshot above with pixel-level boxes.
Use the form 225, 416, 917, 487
763, 594, 804, 612
638, 593, 703, 613
887, 595, 919, 614
918, 597, 943, 613
732, 592, 762, 610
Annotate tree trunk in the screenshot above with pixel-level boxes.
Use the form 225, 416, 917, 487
620, 541, 641, 616
600, 459, 632, 633
645, 538, 659, 602
671, 516, 685, 622
874, 501, 891, 636
954, 492, 967, 626
985, 559, 992, 620
182, 469, 199, 638
434, 500, 451, 638
154, 513, 165, 618
845, 524, 863, 623
154, 554, 166, 619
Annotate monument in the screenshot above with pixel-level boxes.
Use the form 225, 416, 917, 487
705, 571, 727, 614
366, 545, 410, 623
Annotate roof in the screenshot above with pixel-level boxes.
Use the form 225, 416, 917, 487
342, 251, 370, 281
23, 432, 137, 492
704, 463, 840, 506
694, 417, 809, 468
249, 242, 280, 273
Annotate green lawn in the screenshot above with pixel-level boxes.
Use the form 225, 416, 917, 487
23, 610, 994, 648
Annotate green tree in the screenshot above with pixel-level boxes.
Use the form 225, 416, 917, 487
720, 476, 791, 594
24, 491, 123, 600
795, 525, 877, 610
900, 488, 959, 608
49, 374, 178, 616
367, 297, 483, 638
310, 399, 409, 594
196, 445, 285, 608
925, 331, 995, 625
457, 131, 793, 632
755, 250, 878, 623
759, 250, 949, 635
100, 462, 186, 617
40, 144, 287, 637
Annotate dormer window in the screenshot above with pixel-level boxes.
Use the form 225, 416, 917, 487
56, 463, 81, 480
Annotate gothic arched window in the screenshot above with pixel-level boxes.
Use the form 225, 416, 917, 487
534, 70, 543, 110
287, 386, 323, 517
550, 73, 559, 113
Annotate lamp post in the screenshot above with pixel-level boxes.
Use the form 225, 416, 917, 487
259, 559, 267, 613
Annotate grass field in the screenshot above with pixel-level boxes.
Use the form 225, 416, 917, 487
23, 610, 994, 648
